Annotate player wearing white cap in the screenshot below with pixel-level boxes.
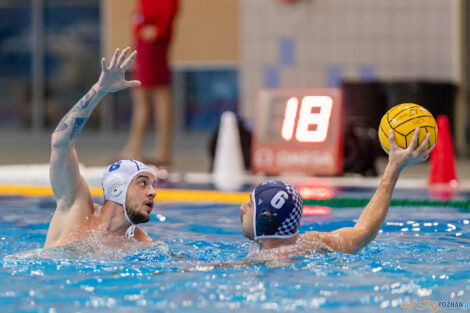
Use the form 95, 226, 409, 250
44, 48, 156, 248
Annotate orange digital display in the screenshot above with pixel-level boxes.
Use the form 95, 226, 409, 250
252, 88, 343, 175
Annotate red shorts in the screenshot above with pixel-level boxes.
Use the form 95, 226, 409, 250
135, 39, 171, 87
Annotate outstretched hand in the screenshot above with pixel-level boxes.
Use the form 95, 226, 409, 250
388, 128, 434, 172
97, 47, 141, 93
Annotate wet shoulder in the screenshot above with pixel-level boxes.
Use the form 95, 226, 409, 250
134, 226, 153, 242
298, 233, 333, 252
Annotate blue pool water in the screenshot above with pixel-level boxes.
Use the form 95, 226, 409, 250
0, 195, 469, 313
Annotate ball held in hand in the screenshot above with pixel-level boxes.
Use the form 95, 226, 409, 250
378, 103, 437, 154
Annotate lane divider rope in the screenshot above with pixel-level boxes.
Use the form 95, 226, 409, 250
0, 185, 468, 209
0, 185, 250, 204
304, 198, 470, 210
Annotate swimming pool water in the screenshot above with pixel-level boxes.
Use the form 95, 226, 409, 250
0, 195, 469, 312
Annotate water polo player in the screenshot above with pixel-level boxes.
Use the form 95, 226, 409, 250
241, 129, 433, 256
44, 48, 156, 248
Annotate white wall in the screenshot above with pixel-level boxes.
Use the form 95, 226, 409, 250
240, 0, 462, 121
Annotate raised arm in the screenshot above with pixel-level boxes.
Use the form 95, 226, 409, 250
50, 48, 140, 210
305, 128, 433, 254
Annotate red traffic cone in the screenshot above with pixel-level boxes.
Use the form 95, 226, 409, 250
429, 115, 458, 187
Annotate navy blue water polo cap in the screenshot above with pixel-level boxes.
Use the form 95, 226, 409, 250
252, 180, 303, 240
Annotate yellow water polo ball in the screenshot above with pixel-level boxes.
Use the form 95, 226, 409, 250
378, 103, 437, 154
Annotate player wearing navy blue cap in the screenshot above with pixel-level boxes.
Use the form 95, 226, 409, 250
241, 129, 433, 256
44, 48, 157, 248
244, 180, 303, 240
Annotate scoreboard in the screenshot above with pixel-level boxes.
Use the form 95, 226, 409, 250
252, 88, 343, 175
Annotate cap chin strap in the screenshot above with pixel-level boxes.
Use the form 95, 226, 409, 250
123, 202, 136, 239
125, 225, 136, 238
120, 169, 145, 239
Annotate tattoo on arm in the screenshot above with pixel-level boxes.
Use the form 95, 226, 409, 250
54, 120, 68, 133
80, 89, 96, 109
70, 118, 88, 141
53, 113, 70, 133
51, 87, 100, 144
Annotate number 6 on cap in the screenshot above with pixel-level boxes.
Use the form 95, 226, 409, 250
271, 191, 288, 209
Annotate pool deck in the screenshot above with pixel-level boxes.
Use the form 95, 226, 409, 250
1, 130, 469, 190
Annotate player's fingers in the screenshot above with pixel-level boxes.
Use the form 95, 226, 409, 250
408, 128, 420, 151
420, 148, 432, 161
388, 130, 398, 148
109, 48, 120, 68
101, 58, 107, 72
416, 133, 431, 153
121, 50, 137, 70
116, 47, 130, 67
424, 147, 433, 157
125, 80, 141, 88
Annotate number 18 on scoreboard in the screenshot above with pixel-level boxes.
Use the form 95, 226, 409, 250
252, 88, 343, 175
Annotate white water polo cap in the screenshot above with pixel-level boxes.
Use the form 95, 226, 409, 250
102, 160, 155, 236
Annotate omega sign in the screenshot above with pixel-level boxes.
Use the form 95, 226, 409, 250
254, 149, 334, 168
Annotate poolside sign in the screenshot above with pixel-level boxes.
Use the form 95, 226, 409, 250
252, 88, 343, 175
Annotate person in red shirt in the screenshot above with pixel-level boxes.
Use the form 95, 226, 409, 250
120, 0, 179, 166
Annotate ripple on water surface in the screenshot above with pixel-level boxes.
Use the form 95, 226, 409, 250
0, 200, 469, 312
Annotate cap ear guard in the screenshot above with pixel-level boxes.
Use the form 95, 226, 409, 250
105, 173, 125, 198
256, 209, 279, 236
